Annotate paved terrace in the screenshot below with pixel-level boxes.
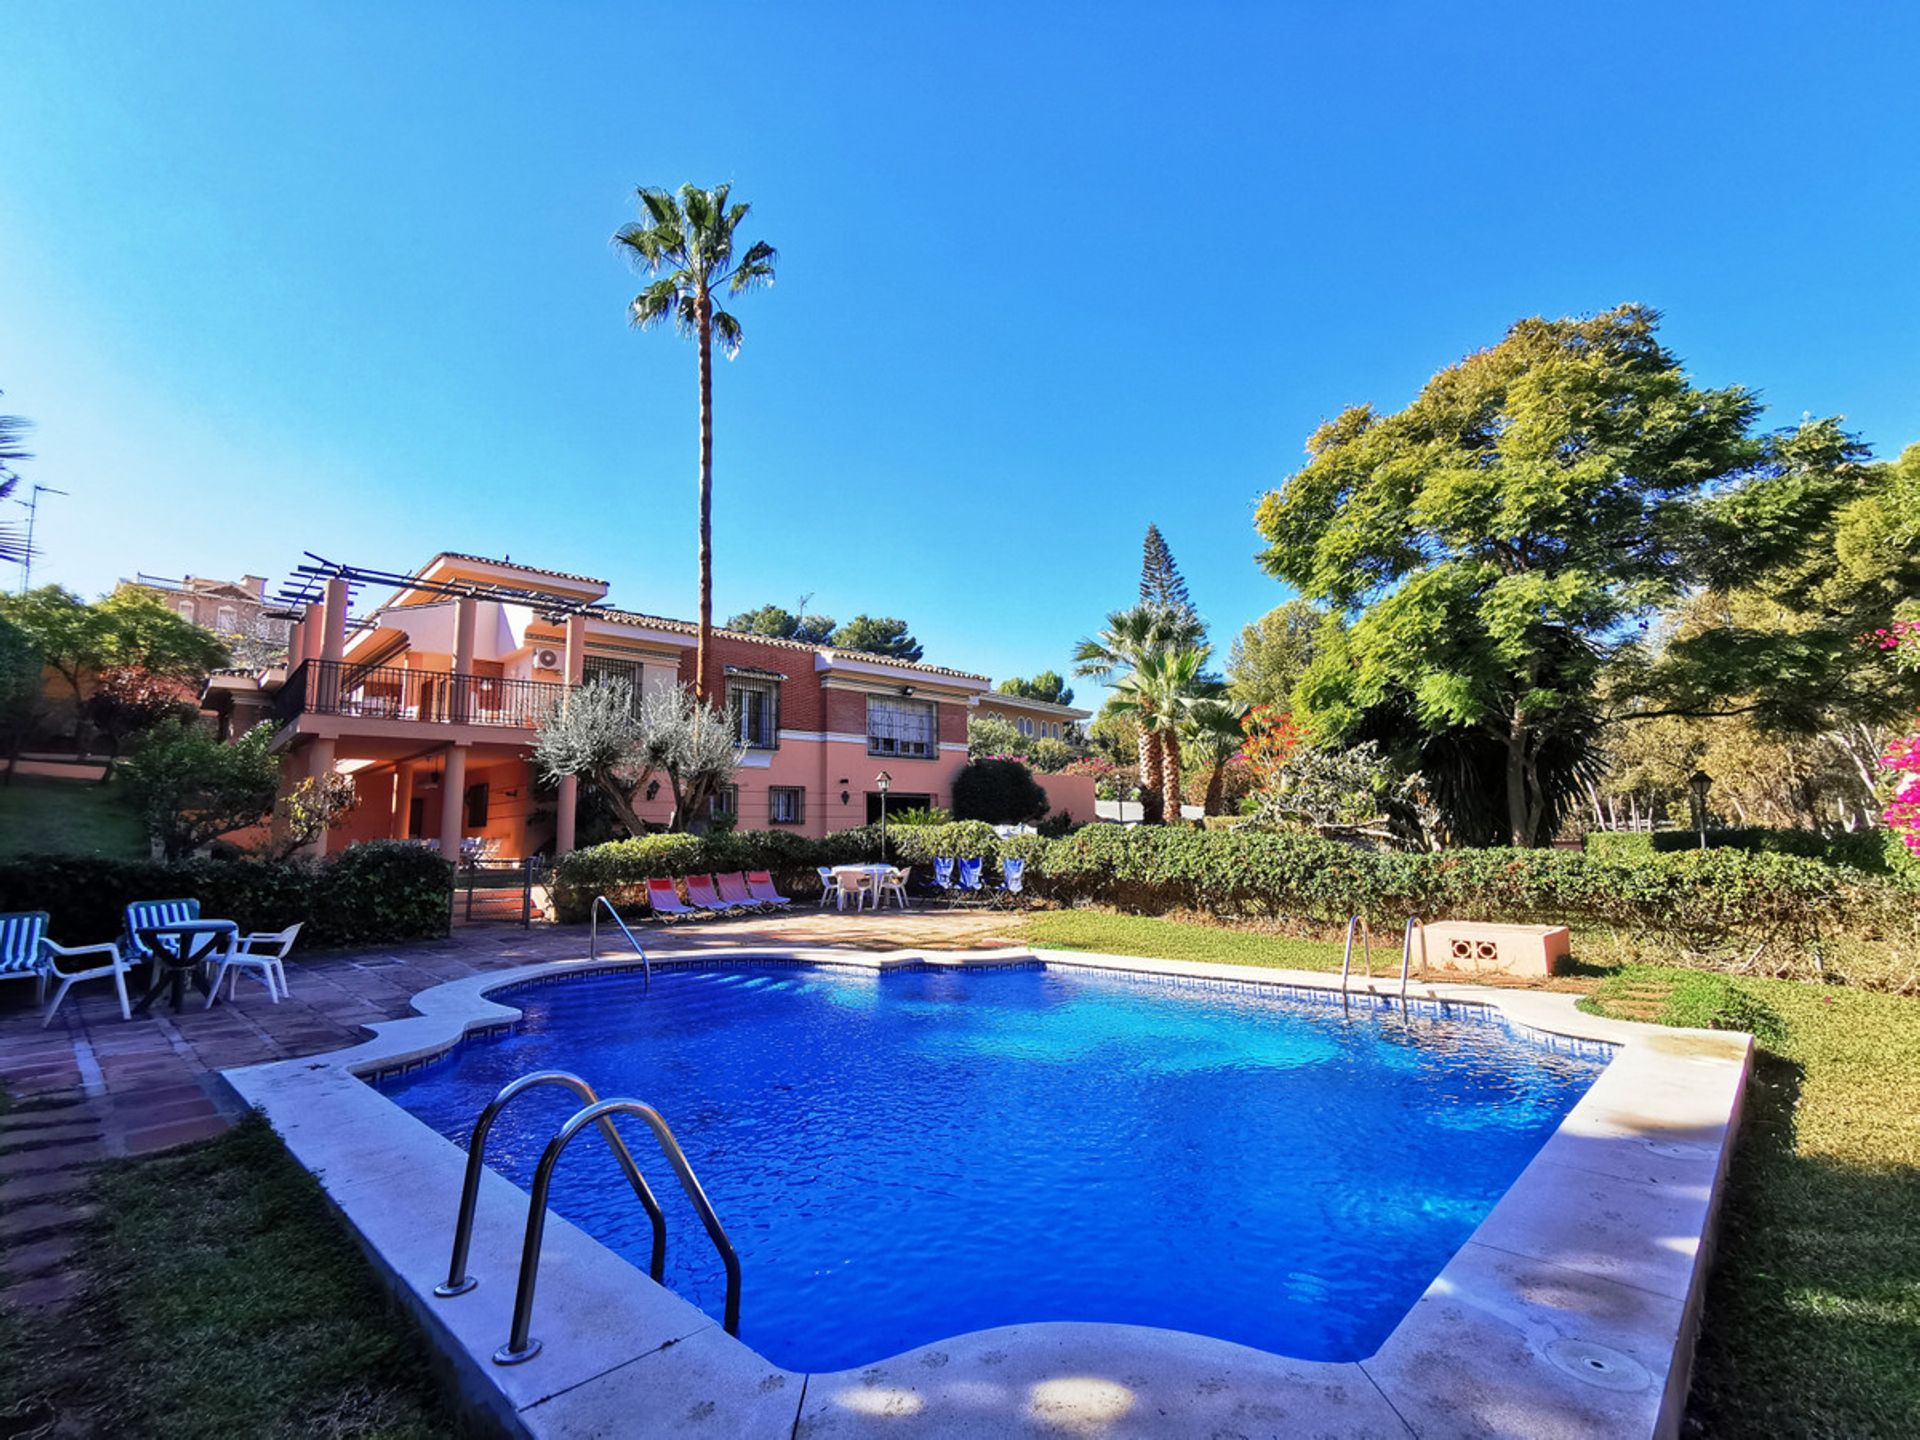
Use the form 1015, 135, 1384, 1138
0, 910, 1024, 1321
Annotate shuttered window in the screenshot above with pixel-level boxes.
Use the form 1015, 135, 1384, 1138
867, 696, 936, 757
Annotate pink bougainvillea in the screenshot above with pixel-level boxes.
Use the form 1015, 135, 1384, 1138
1881, 621, 1920, 858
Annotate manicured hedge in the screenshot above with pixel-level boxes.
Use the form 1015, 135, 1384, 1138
0, 841, 455, 949
555, 820, 1883, 952
1585, 825, 1914, 880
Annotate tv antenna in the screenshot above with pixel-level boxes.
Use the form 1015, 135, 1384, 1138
14, 484, 68, 592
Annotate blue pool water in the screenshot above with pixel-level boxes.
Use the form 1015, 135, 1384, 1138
379, 962, 1606, 1371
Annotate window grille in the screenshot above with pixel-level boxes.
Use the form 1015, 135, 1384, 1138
867, 696, 935, 757
769, 786, 805, 824
727, 679, 779, 749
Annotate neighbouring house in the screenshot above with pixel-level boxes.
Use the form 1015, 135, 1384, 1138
120, 571, 293, 666
203, 552, 1032, 857
971, 691, 1091, 743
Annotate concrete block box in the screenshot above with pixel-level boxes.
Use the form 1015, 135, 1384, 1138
1422, 921, 1571, 977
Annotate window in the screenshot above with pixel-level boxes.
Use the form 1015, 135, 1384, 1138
867, 695, 936, 757
465, 783, 490, 828
769, 786, 805, 825
216, 605, 238, 633
583, 656, 647, 710
177, 600, 196, 621
726, 678, 779, 749
1016, 716, 1035, 737
710, 784, 737, 821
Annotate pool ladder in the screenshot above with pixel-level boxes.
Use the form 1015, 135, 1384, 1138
433, 1069, 741, 1365
1339, 915, 1429, 1004
588, 894, 651, 989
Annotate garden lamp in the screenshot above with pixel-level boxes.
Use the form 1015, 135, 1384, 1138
1688, 770, 1712, 850
876, 770, 892, 861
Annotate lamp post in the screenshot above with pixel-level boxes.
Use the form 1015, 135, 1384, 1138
1688, 770, 1713, 850
875, 770, 892, 863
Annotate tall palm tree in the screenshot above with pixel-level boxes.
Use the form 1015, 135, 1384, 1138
1073, 604, 1206, 822
614, 185, 777, 700
1110, 646, 1218, 817
1181, 697, 1249, 815
0, 398, 33, 568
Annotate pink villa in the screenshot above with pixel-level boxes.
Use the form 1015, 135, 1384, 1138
205, 553, 1094, 857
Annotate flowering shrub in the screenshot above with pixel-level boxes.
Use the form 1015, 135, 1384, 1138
1880, 618, 1920, 859
1239, 706, 1303, 790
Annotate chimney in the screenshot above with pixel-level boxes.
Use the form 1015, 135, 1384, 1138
241, 575, 267, 598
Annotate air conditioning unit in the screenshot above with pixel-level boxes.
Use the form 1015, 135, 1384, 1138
533, 647, 562, 671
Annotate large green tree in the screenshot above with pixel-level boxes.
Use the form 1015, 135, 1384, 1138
725, 604, 836, 644
996, 670, 1074, 705
1256, 305, 1797, 846
0, 587, 228, 758
1227, 599, 1323, 710
615, 184, 776, 701
827, 615, 923, 662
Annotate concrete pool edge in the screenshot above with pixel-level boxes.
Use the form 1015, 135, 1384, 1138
220, 947, 1751, 1439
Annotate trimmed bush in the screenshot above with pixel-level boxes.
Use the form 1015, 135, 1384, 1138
951, 760, 1049, 825
0, 840, 454, 949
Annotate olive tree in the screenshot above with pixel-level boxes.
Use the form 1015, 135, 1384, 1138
535, 678, 742, 834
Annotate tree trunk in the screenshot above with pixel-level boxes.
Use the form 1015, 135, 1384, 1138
1205, 762, 1226, 816
594, 773, 648, 838
1137, 728, 1163, 823
695, 292, 714, 703
1161, 729, 1183, 821
1504, 714, 1544, 847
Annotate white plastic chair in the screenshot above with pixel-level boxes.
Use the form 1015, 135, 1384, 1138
207, 922, 302, 1005
817, 867, 843, 909
837, 868, 877, 912
879, 866, 912, 910
3, 912, 134, 1029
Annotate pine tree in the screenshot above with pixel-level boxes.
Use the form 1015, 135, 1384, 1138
1139, 523, 1196, 620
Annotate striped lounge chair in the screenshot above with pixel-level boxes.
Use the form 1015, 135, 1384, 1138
1, 911, 134, 1028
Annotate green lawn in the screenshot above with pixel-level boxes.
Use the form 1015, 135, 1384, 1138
0, 773, 147, 860
1027, 909, 1350, 970
0, 1117, 462, 1438
1028, 907, 1920, 1437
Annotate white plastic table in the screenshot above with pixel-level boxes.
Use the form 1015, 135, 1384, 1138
831, 865, 907, 911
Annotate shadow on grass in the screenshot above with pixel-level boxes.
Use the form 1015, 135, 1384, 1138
1685, 1049, 1920, 1438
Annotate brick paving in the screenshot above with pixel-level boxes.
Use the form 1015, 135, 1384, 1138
0, 908, 1024, 1342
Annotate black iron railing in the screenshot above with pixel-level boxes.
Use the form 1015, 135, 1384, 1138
273, 660, 565, 730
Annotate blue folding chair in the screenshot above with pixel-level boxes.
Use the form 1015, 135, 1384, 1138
955, 857, 985, 905
991, 857, 1027, 909
931, 857, 956, 906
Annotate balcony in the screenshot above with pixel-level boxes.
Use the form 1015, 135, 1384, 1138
273, 659, 565, 731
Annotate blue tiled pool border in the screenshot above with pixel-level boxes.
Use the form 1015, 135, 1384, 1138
361, 952, 1612, 1086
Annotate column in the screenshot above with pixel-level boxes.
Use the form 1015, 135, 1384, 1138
321, 577, 348, 662
451, 597, 477, 724
439, 742, 469, 856
394, 764, 415, 841
554, 614, 588, 856
307, 736, 338, 857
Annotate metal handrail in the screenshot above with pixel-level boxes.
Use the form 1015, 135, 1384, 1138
434, 1071, 666, 1299
496, 1097, 741, 1365
589, 895, 650, 989
1339, 914, 1373, 994
1399, 916, 1428, 1001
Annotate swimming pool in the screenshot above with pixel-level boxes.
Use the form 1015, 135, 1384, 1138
378, 961, 1608, 1373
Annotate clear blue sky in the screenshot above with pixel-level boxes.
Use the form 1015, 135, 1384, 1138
5, 2, 1917, 693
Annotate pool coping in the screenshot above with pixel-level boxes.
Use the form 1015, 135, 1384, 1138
220, 947, 1752, 1438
